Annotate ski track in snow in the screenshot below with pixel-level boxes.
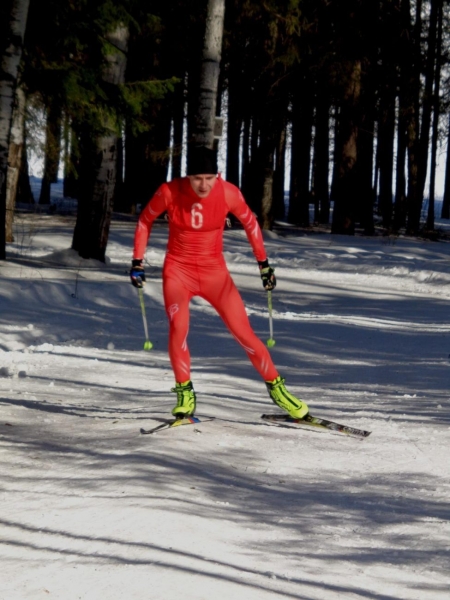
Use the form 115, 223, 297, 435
1, 212, 450, 600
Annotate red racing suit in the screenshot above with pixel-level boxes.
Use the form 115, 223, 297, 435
133, 175, 278, 383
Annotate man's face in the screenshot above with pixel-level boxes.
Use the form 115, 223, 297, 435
188, 174, 217, 198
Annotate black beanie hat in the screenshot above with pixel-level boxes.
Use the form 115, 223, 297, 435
187, 146, 218, 175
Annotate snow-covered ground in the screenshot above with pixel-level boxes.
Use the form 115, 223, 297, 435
1, 205, 450, 600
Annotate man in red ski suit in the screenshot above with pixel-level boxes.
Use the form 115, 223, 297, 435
130, 146, 308, 420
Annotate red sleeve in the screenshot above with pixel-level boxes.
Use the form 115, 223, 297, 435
223, 181, 267, 263
133, 184, 170, 259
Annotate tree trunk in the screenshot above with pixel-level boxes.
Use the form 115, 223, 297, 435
171, 79, 185, 180
240, 113, 251, 205
39, 97, 62, 204
441, 114, 450, 219
404, 0, 422, 234
313, 88, 330, 225
394, 0, 410, 230
394, 97, 408, 230
63, 120, 80, 199
331, 60, 361, 235
426, 0, 443, 231
241, 114, 258, 212
17, 136, 33, 204
72, 24, 129, 262
0, 0, 30, 259
146, 104, 172, 197
5, 84, 26, 242
225, 73, 242, 187
417, 0, 440, 204
114, 134, 124, 212
192, 0, 225, 148
243, 118, 268, 222
273, 124, 287, 221
356, 68, 376, 236
288, 78, 313, 226
378, 96, 395, 230
377, 0, 399, 230
261, 161, 274, 230
243, 88, 287, 230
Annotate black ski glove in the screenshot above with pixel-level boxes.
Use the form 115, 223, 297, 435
258, 259, 276, 291
130, 259, 146, 288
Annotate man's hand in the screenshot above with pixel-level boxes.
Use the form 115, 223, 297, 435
258, 259, 276, 291
130, 259, 146, 288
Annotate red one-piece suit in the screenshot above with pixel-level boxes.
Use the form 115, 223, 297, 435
133, 175, 278, 383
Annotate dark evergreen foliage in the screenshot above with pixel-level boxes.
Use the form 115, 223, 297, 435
2, 0, 450, 261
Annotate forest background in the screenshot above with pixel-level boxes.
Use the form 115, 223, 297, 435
1, 0, 450, 263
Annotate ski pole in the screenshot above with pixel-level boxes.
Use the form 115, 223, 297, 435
266, 290, 276, 347
138, 287, 153, 350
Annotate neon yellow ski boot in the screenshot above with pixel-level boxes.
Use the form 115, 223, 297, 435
265, 376, 309, 419
171, 380, 197, 418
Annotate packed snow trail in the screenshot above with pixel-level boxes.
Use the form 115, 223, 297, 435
1, 213, 449, 599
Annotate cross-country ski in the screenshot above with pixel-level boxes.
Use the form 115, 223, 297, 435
140, 416, 212, 434
261, 413, 371, 439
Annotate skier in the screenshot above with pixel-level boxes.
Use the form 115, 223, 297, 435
130, 146, 309, 420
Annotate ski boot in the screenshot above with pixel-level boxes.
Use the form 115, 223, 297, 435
265, 375, 309, 419
171, 380, 197, 418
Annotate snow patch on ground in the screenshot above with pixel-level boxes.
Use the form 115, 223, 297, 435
1, 212, 450, 599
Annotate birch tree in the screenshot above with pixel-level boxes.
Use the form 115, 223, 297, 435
191, 0, 225, 148
5, 84, 26, 242
0, 0, 30, 259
